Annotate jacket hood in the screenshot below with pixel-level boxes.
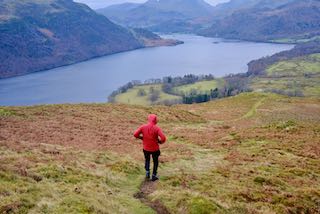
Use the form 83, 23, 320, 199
148, 114, 158, 125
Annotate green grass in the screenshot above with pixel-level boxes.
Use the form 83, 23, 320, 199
241, 96, 266, 119
251, 76, 320, 97
251, 53, 320, 97
0, 145, 153, 214
114, 84, 181, 105
0, 108, 16, 117
172, 79, 224, 96
267, 54, 320, 77
152, 137, 320, 214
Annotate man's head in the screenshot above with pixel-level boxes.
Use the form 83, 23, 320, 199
148, 114, 158, 124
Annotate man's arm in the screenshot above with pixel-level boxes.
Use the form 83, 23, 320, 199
158, 128, 166, 144
134, 126, 143, 140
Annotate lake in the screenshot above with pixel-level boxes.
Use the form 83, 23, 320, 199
0, 34, 293, 106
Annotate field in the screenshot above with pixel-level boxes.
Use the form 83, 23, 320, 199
172, 79, 224, 95
250, 54, 320, 97
1, 92, 320, 213
114, 84, 181, 105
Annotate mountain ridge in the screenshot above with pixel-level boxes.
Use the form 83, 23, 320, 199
97, 0, 214, 31
201, 0, 320, 41
98, 0, 320, 41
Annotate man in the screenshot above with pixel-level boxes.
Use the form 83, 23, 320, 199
134, 114, 166, 181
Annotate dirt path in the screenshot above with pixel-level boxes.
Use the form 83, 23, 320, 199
241, 97, 266, 119
134, 180, 171, 214
133, 144, 222, 214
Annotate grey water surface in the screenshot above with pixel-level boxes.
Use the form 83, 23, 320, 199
0, 34, 293, 106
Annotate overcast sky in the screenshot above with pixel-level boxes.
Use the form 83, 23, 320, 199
75, 0, 230, 9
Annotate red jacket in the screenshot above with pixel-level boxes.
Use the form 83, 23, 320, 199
134, 114, 166, 152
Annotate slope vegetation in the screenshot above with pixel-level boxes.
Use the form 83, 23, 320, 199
1, 93, 319, 213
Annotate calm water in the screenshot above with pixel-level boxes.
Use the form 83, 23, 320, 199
0, 34, 293, 106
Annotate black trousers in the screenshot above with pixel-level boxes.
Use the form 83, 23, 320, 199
143, 150, 161, 176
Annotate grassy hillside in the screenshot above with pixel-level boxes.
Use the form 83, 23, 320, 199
1, 92, 319, 213
250, 53, 320, 97
267, 54, 320, 76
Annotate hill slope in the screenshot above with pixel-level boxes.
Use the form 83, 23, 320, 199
210, 0, 296, 18
201, 0, 320, 42
0, 0, 143, 78
97, 0, 214, 32
0, 0, 180, 79
1, 93, 319, 213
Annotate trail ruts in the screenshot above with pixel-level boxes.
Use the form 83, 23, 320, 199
134, 179, 170, 214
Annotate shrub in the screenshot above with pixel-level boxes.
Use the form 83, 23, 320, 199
137, 88, 146, 97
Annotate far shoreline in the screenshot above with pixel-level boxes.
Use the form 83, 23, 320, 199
0, 38, 183, 80
0, 34, 294, 106
0, 34, 295, 81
